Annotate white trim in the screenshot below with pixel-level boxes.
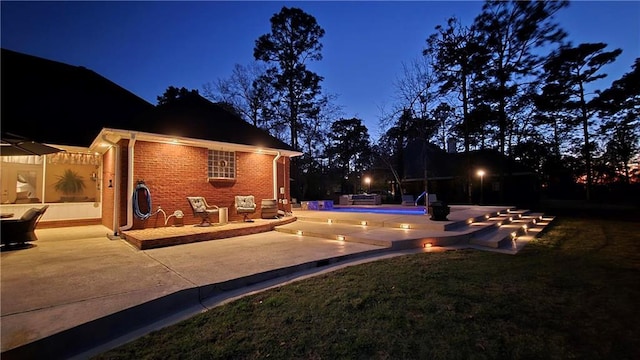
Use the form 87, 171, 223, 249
102, 135, 120, 236
119, 133, 136, 232
273, 151, 281, 200
91, 128, 303, 158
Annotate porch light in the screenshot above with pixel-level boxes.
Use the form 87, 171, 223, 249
522, 224, 528, 232
467, 218, 474, 225
510, 231, 517, 239
485, 214, 490, 219
532, 219, 537, 225
400, 224, 410, 229
497, 221, 502, 226
360, 221, 367, 226
423, 243, 432, 248
509, 217, 513, 222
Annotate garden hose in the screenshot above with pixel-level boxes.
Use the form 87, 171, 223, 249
133, 181, 153, 220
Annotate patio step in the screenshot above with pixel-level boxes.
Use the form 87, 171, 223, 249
275, 221, 394, 248
279, 207, 555, 254
469, 212, 555, 250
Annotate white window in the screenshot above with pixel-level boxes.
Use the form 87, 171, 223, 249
208, 150, 235, 179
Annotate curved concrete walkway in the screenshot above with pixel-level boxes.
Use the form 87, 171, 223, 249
1, 224, 394, 359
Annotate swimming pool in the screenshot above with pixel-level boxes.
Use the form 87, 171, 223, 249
330, 207, 426, 215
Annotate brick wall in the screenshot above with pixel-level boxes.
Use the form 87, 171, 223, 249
115, 140, 292, 229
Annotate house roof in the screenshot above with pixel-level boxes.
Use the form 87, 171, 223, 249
1, 48, 154, 147
123, 93, 297, 153
1, 48, 297, 155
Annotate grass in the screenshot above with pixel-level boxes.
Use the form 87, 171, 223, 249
95, 215, 640, 359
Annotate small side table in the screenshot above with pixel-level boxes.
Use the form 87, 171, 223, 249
219, 207, 228, 224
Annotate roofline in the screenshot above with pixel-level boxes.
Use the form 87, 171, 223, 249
90, 128, 303, 157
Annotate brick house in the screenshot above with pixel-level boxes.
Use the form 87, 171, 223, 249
100, 94, 300, 232
1, 48, 301, 233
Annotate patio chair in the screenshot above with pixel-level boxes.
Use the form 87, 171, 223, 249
186, 196, 219, 226
235, 195, 257, 222
1, 205, 49, 249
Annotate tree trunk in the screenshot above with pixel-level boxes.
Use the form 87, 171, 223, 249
579, 81, 591, 201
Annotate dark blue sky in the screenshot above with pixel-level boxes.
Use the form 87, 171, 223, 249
2, 1, 638, 139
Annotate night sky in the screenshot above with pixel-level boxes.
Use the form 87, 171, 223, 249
2, 1, 638, 139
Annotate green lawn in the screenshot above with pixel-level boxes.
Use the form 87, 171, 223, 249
95, 216, 640, 359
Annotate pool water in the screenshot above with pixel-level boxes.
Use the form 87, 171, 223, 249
331, 207, 426, 215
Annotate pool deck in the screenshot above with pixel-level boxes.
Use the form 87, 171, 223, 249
284, 204, 551, 251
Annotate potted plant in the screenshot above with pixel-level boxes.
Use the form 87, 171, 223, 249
54, 169, 86, 201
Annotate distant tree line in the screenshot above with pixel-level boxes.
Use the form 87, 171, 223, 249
168, 1, 638, 203
379, 1, 638, 203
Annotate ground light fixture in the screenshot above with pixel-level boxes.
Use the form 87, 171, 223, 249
337, 235, 345, 241
400, 224, 410, 229
360, 221, 367, 226
296, 230, 303, 236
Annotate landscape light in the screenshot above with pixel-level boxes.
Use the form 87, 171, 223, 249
477, 169, 485, 205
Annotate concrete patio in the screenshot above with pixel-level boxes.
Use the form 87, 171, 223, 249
0, 205, 554, 359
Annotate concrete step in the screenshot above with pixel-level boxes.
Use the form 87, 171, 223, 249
277, 209, 556, 253
469, 213, 555, 249
276, 218, 499, 250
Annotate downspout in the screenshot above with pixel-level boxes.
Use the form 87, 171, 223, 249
102, 135, 120, 237
119, 134, 136, 232
272, 151, 282, 200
